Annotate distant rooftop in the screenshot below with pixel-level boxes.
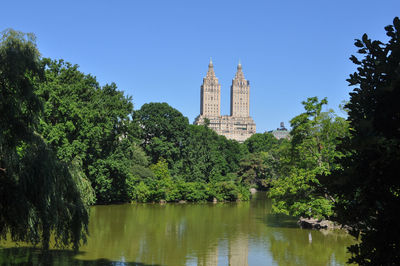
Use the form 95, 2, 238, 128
267, 122, 290, 140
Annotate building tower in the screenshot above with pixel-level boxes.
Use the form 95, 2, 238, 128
230, 61, 250, 117
200, 58, 221, 117
194, 59, 255, 142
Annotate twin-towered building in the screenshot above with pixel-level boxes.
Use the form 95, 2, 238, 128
194, 59, 256, 142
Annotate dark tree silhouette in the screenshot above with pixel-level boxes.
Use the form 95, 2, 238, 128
320, 17, 400, 265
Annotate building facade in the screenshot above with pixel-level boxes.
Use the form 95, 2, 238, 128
194, 59, 256, 142
269, 122, 290, 140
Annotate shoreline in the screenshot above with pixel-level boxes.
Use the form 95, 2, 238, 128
298, 217, 352, 232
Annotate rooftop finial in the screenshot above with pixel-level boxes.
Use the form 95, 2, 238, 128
238, 59, 242, 69
206, 57, 216, 78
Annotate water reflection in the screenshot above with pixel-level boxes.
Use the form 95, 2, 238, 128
0, 193, 354, 265
229, 234, 249, 266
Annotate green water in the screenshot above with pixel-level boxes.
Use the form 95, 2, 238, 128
1, 193, 354, 265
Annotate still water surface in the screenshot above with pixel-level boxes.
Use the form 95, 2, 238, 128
1, 192, 354, 265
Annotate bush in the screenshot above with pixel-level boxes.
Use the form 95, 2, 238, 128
180, 182, 209, 202
211, 181, 240, 202
131, 181, 151, 203
237, 185, 251, 201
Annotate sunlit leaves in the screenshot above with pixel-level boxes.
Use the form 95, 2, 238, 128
269, 97, 349, 219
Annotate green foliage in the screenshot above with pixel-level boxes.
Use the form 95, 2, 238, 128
180, 182, 209, 202
132, 103, 246, 202
269, 168, 333, 219
244, 132, 278, 153
320, 17, 400, 265
237, 153, 269, 188
150, 158, 171, 180
0, 29, 88, 250
238, 147, 289, 190
0, 29, 42, 147
127, 158, 181, 203
133, 102, 189, 168
261, 149, 287, 182
181, 124, 225, 182
182, 124, 243, 183
211, 181, 244, 202
36, 59, 151, 204
237, 184, 251, 201
290, 97, 349, 173
239, 132, 290, 191
269, 97, 349, 219
69, 158, 96, 206
147, 158, 177, 202
129, 181, 151, 203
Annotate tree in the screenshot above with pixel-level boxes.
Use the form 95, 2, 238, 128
133, 102, 189, 171
37, 59, 149, 204
269, 97, 349, 219
0, 29, 88, 250
244, 132, 278, 153
320, 17, 400, 265
148, 158, 180, 201
181, 125, 227, 182
240, 132, 286, 189
237, 153, 269, 188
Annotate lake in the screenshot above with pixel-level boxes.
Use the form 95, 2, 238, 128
0, 192, 354, 265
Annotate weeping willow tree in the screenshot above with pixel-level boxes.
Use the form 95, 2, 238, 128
0, 29, 89, 250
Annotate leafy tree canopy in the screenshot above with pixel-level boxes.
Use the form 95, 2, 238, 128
269, 97, 349, 219
244, 132, 278, 154
36, 58, 150, 204
133, 102, 189, 163
0, 29, 88, 250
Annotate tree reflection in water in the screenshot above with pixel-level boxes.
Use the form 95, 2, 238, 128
0, 193, 354, 265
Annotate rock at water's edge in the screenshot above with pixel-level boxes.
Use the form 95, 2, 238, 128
298, 217, 345, 230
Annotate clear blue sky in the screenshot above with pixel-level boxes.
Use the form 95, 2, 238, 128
2, 1, 399, 132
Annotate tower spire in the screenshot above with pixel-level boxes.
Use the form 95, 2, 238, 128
231, 61, 249, 117
199, 58, 221, 117
206, 57, 216, 78
235, 60, 244, 79
195, 60, 256, 142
